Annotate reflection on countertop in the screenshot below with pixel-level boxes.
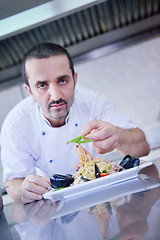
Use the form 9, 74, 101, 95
2, 157, 160, 240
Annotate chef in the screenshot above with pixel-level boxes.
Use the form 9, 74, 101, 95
1, 42, 150, 204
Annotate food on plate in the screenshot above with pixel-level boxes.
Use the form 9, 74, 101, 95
49, 143, 140, 189
50, 174, 74, 189
119, 154, 140, 169
73, 145, 121, 184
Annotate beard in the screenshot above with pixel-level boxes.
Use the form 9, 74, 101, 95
48, 98, 69, 121
44, 93, 75, 126
49, 106, 69, 120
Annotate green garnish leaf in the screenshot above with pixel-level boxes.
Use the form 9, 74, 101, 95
67, 135, 83, 144
53, 187, 64, 191
67, 135, 93, 145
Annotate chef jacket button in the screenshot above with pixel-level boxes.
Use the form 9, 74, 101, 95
49, 159, 53, 163
75, 123, 78, 127
42, 131, 46, 135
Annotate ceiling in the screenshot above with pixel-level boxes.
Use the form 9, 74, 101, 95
0, 0, 160, 86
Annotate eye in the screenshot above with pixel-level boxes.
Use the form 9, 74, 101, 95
59, 79, 68, 85
38, 83, 47, 89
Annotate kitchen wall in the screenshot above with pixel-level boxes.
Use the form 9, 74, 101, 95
0, 34, 160, 185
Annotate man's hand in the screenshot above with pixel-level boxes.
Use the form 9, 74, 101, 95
83, 120, 118, 154
82, 120, 150, 157
21, 174, 52, 203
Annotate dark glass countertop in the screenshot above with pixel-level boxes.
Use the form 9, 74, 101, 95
1, 158, 160, 240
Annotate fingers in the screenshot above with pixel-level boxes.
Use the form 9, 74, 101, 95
83, 120, 116, 141
21, 175, 52, 203
82, 120, 118, 154
25, 175, 51, 189
85, 129, 107, 141
93, 132, 118, 154
82, 120, 102, 138
21, 192, 43, 203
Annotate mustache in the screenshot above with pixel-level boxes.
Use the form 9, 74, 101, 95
48, 98, 67, 108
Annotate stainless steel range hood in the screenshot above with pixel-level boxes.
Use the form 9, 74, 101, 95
0, 0, 100, 40
0, 0, 160, 86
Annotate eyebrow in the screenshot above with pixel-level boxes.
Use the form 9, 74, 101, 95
35, 80, 47, 86
57, 75, 71, 80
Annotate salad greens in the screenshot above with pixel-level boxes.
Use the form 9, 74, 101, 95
53, 187, 64, 191
67, 135, 93, 145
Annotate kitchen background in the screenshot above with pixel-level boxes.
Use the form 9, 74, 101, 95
0, 0, 160, 186
0, 33, 160, 186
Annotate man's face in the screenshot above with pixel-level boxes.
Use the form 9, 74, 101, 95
24, 55, 77, 127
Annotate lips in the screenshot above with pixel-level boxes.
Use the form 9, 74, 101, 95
48, 99, 67, 110
49, 103, 65, 109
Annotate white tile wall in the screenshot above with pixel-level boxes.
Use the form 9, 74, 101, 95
75, 35, 160, 147
0, 86, 24, 186
0, 85, 23, 127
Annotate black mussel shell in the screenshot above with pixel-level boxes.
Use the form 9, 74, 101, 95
81, 177, 91, 182
119, 155, 140, 170
119, 155, 132, 168
132, 158, 140, 167
95, 163, 101, 178
50, 174, 74, 188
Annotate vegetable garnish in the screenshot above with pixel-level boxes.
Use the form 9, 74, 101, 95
53, 187, 64, 191
100, 172, 110, 177
67, 135, 93, 145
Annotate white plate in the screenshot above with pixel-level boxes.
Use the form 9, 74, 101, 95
43, 161, 160, 219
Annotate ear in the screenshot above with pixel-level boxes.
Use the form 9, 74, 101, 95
23, 84, 32, 96
73, 72, 78, 86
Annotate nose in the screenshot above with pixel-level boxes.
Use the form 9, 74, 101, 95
48, 84, 62, 101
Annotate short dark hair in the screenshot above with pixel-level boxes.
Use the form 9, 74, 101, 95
21, 42, 75, 86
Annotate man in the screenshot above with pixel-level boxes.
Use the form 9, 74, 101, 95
1, 42, 150, 204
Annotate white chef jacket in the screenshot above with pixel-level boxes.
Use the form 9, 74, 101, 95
1, 86, 136, 181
